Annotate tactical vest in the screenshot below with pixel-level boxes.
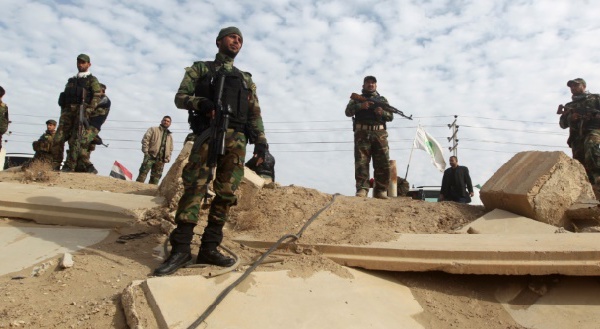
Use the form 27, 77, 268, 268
58, 75, 94, 107
193, 62, 251, 131
354, 93, 386, 124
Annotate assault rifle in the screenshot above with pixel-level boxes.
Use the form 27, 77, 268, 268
350, 93, 413, 120
556, 104, 573, 115
77, 89, 90, 140
193, 73, 231, 207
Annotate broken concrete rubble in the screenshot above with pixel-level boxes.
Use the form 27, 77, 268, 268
480, 151, 594, 227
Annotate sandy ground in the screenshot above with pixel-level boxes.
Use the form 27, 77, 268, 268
0, 168, 535, 328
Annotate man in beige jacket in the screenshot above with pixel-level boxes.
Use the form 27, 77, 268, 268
136, 116, 174, 184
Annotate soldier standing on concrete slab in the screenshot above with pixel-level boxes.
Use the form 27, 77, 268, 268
73, 83, 111, 174
345, 76, 393, 199
440, 156, 474, 203
558, 78, 600, 184
30, 120, 57, 165
153, 26, 268, 276
52, 54, 102, 171
136, 116, 173, 184
0, 86, 9, 151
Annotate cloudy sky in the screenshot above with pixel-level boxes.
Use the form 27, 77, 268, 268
2, 0, 599, 201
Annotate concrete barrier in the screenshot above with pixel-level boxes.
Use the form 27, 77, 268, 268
480, 151, 594, 227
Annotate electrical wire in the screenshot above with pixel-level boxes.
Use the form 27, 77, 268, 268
186, 193, 340, 329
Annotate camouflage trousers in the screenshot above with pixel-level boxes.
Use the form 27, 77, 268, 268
570, 136, 585, 166
136, 154, 165, 184
584, 130, 600, 184
51, 107, 78, 168
354, 129, 390, 192
175, 129, 247, 225
64, 125, 99, 171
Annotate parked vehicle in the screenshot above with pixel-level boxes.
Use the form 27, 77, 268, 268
406, 186, 441, 202
3, 153, 33, 170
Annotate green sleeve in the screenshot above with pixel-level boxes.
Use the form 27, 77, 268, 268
174, 62, 210, 111
244, 72, 267, 145
345, 100, 361, 117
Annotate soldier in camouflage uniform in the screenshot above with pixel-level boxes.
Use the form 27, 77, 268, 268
559, 78, 600, 184
345, 76, 393, 199
70, 83, 111, 174
136, 116, 173, 184
154, 27, 268, 276
30, 120, 57, 165
0, 86, 8, 151
52, 54, 102, 171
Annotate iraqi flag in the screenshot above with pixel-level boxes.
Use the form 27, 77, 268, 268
110, 161, 133, 180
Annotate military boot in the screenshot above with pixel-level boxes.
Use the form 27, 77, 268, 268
355, 189, 368, 197
374, 190, 388, 199
196, 247, 235, 267
61, 165, 74, 173
153, 252, 192, 276
87, 165, 98, 175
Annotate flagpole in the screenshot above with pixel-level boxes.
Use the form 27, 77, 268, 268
404, 121, 419, 180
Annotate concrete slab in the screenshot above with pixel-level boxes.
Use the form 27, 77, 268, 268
496, 277, 600, 329
132, 269, 423, 329
0, 220, 110, 276
457, 209, 561, 234
0, 182, 164, 228
243, 166, 265, 189
480, 151, 594, 227
235, 233, 600, 275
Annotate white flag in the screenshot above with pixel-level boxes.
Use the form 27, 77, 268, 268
413, 125, 446, 172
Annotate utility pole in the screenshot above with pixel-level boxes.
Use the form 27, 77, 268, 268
447, 115, 458, 157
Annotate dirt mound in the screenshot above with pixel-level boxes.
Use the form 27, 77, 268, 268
231, 185, 485, 245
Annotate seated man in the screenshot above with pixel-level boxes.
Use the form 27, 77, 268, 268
29, 119, 57, 166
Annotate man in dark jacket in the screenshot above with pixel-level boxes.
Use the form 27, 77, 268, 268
440, 156, 474, 203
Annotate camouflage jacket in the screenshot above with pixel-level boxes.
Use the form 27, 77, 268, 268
33, 131, 54, 153
174, 53, 267, 145
559, 92, 600, 137
0, 101, 8, 135
345, 91, 393, 125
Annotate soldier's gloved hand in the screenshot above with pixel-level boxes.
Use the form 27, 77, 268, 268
253, 143, 268, 160
197, 99, 215, 115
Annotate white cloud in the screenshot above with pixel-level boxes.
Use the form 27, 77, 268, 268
3, 0, 598, 198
